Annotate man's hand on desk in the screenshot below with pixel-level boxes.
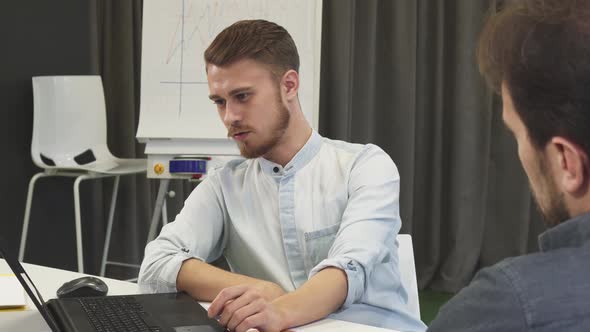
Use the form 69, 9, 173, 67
208, 283, 289, 332
207, 268, 348, 332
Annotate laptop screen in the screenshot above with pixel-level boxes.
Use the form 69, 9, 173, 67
0, 241, 61, 332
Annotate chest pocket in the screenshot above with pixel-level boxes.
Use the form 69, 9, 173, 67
303, 223, 340, 273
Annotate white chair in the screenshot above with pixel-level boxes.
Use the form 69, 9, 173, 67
18, 75, 147, 275
397, 234, 421, 320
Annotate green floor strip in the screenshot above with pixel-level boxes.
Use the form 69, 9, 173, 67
419, 289, 454, 325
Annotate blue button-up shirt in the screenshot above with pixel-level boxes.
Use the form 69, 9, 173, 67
428, 212, 590, 331
139, 131, 426, 331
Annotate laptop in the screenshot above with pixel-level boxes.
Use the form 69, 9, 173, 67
0, 243, 225, 332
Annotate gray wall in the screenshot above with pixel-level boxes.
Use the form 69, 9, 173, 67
0, 0, 98, 271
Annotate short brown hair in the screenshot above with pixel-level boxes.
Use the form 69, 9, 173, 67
478, 0, 590, 155
204, 19, 299, 79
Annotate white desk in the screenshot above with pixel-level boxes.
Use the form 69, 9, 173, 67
0, 260, 397, 331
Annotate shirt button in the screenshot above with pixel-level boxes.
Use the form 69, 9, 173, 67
347, 261, 357, 271
273, 166, 280, 173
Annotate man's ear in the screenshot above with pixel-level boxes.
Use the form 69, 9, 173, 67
281, 69, 299, 101
549, 137, 589, 194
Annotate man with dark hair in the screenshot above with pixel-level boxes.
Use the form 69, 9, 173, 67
429, 0, 590, 330
139, 20, 426, 332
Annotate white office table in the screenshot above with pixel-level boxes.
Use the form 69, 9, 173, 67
0, 259, 397, 331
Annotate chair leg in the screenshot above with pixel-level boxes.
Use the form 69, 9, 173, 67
73, 174, 92, 273
100, 176, 120, 277
147, 179, 170, 242
19, 172, 50, 262
161, 199, 168, 227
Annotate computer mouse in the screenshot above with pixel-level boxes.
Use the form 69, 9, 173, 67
56, 276, 109, 298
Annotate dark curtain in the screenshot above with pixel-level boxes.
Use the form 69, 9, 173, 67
320, 0, 546, 292
89, 0, 149, 278
90, 0, 195, 278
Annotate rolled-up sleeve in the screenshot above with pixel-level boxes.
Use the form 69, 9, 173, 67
138, 173, 227, 293
309, 145, 401, 309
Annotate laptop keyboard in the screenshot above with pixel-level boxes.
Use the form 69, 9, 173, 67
78, 297, 162, 332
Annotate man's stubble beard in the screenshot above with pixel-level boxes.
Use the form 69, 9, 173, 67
530, 155, 570, 227
234, 92, 290, 159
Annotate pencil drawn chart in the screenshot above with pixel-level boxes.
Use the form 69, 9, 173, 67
138, 0, 322, 141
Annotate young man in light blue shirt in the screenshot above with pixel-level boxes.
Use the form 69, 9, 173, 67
139, 19, 425, 332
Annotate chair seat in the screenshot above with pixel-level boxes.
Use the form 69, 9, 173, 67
48, 158, 147, 175
95, 158, 146, 175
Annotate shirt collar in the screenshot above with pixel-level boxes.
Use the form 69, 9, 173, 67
258, 130, 322, 177
538, 211, 590, 252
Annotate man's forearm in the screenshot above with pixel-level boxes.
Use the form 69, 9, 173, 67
176, 258, 285, 301
273, 267, 348, 329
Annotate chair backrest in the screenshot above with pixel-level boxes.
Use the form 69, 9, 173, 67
397, 234, 421, 319
31, 75, 113, 169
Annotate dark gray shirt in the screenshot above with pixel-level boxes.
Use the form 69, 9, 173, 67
428, 212, 590, 331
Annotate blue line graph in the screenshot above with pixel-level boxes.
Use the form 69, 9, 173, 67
160, 0, 214, 116
153, 0, 313, 120
178, 0, 185, 115
139, 0, 319, 140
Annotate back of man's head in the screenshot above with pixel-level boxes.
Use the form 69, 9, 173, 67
204, 19, 300, 82
478, 0, 590, 157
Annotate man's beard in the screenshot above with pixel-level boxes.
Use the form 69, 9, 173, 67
229, 94, 290, 159
530, 156, 570, 227
533, 182, 569, 227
